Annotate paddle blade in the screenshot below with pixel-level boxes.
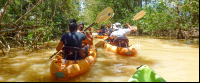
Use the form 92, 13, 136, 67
95, 7, 114, 24
95, 41, 105, 47
133, 11, 146, 21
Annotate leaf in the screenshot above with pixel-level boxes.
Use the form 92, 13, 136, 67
28, 34, 33, 39
23, 39, 28, 41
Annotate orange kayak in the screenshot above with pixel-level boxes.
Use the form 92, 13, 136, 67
94, 32, 108, 39
103, 41, 137, 56
50, 48, 97, 79
94, 35, 108, 39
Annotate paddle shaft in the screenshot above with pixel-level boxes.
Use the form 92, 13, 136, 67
84, 22, 97, 31
49, 51, 60, 59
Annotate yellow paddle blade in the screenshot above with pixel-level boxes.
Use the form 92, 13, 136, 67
133, 11, 146, 21
95, 7, 114, 24
95, 41, 105, 47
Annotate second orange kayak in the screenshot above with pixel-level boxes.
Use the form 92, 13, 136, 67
94, 35, 108, 39
103, 41, 137, 56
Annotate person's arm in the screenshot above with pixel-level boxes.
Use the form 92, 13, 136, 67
110, 21, 113, 30
126, 23, 137, 33
82, 37, 93, 45
56, 41, 64, 51
88, 27, 93, 38
109, 32, 116, 39
98, 29, 101, 33
85, 32, 93, 41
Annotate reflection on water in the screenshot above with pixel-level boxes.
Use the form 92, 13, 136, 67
0, 36, 199, 82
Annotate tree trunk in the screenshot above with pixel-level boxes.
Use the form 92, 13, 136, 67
46, 0, 49, 26
145, 0, 147, 6
24, 0, 31, 22
134, 0, 137, 8
40, 0, 43, 25
192, 12, 198, 25
0, 0, 12, 31
36, 0, 38, 25
176, 4, 184, 39
51, 0, 57, 22
125, 0, 134, 13
137, 0, 140, 6
137, 0, 142, 7
113, 0, 116, 22
0, 43, 6, 55
21, 0, 24, 25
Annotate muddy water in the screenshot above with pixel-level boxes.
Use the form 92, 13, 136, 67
0, 36, 199, 82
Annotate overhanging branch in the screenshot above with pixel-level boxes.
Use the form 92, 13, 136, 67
14, 0, 43, 25
0, 26, 45, 34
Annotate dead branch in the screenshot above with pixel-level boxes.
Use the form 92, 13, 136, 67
0, 26, 45, 34
0, 41, 6, 55
0, 0, 12, 24
14, 0, 43, 25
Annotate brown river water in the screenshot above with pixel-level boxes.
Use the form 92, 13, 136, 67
0, 35, 199, 82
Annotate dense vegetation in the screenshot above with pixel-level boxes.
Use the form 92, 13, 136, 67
82, 0, 199, 38
0, 0, 199, 54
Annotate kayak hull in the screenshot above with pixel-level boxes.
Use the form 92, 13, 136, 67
94, 35, 107, 39
50, 49, 97, 79
103, 42, 137, 56
128, 65, 166, 82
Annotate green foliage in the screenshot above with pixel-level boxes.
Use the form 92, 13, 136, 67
1, 0, 199, 50
80, 0, 199, 36
1, 0, 82, 50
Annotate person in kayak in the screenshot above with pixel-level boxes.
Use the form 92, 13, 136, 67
77, 22, 93, 49
107, 22, 137, 47
56, 19, 93, 60
77, 22, 93, 41
107, 21, 113, 36
97, 25, 107, 36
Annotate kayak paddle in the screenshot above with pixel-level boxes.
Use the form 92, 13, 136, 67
94, 11, 146, 48
50, 7, 114, 59
49, 51, 60, 59
132, 10, 146, 21
84, 7, 114, 31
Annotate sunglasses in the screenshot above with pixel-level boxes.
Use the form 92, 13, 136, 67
116, 25, 121, 27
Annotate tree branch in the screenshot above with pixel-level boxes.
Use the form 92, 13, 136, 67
125, 0, 134, 13
14, 0, 43, 25
0, 26, 45, 34
0, 0, 12, 24
0, 0, 12, 31
51, 0, 57, 22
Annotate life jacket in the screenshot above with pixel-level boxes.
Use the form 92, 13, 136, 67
113, 37, 129, 47
101, 29, 105, 33
62, 46, 88, 61
98, 29, 105, 33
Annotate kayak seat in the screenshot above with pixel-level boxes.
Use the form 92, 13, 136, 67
62, 46, 87, 61
114, 37, 129, 47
